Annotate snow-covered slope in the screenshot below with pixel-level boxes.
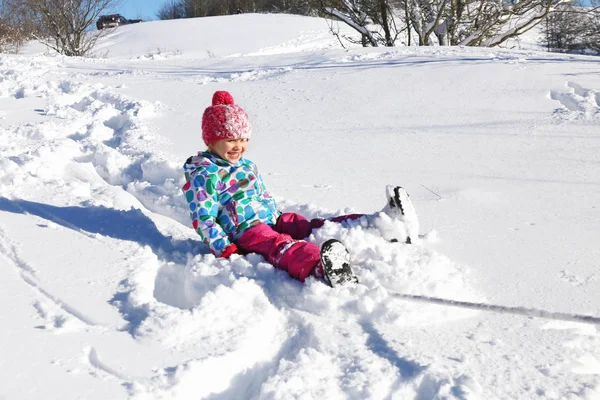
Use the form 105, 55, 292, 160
2, 14, 600, 400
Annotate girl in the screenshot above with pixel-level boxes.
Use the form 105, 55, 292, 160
182, 91, 418, 286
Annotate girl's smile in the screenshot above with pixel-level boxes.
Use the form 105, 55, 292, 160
209, 138, 248, 163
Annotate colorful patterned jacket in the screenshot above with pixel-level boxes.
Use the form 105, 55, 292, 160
182, 152, 280, 256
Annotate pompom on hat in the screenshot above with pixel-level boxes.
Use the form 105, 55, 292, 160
202, 91, 252, 146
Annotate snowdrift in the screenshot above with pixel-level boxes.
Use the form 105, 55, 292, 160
2, 13, 599, 400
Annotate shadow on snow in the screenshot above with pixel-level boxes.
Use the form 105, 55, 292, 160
0, 196, 206, 334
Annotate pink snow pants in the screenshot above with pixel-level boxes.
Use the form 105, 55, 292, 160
236, 212, 363, 281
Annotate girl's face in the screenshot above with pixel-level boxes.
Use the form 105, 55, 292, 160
209, 138, 248, 164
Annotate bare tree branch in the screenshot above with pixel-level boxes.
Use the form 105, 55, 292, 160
23, 0, 120, 56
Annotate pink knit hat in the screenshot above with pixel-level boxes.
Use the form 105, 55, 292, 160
202, 91, 252, 146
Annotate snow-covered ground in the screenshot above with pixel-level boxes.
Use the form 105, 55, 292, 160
1, 13, 600, 400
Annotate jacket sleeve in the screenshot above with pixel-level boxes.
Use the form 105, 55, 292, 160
183, 169, 231, 256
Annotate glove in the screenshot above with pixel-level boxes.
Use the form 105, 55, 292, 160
219, 243, 239, 259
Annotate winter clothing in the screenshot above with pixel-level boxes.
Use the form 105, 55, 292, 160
384, 185, 419, 244
237, 213, 363, 281
220, 243, 240, 259
320, 239, 358, 287
182, 149, 362, 279
183, 151, 279, 256
202, 91, 251, 146
237, 221, 320, 281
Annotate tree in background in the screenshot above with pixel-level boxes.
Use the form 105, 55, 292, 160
322, 0, 401, 46
154, 0, 595, 52
540, 1, 600, 54
448, 0, 570, 47
19, 0, 119, 56
321, 0, 381, 46
156, 0, 320, 19
321, 0, 573, 47
541, 4, 583, 51
0, 0, 38, 52
157, 0, 185, 20
588, 5, 600, 52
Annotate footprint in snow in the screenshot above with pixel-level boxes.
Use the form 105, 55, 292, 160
550, 82, 600, 121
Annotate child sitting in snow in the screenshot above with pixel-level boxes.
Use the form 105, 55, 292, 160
182, 90, 419, 286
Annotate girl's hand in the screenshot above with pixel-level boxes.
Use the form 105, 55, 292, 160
220, 244, 239, 259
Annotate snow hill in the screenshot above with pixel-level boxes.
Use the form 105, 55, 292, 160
1, 13, 600, 400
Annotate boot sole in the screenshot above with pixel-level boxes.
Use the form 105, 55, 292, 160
320, 239, 358, 287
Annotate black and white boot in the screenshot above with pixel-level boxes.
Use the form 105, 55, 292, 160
384, 185, 419, 244
320, 239, 358, 287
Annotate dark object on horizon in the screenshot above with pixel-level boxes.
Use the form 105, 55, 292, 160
236, 8, 242, 14
96, 14, 143, 30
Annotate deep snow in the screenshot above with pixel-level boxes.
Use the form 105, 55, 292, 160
1, 13, 599, 400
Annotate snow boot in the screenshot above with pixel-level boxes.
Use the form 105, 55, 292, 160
320, 239, 358, 287
385, 185, 419, 244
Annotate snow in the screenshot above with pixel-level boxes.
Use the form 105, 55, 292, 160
1, 13, 600, 400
